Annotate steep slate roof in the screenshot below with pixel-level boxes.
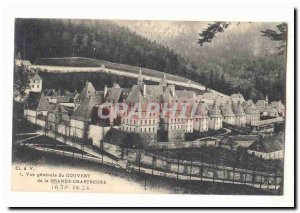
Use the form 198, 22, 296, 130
248, 137, 284, 153
105, 87, 122, 103
80, 81, 96, 98
244, 101, 260, 114
32, 73, 42, 80
162, 86, 177, 103
175, 90, 196, 99
25, 92, 53, 111
119, 88, 131, 102
208, 102, 222, 118
71, 97, 95, 122
126, 85, 144, 104
195, 103, 209, 117
232, 102, 246, 116
220, 102, 235, 117
255, 100, 268, 107
144, 85, 163, 103
230, 93, 245, 102
270, 101, 285, 109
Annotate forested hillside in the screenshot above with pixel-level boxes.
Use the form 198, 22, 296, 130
15, 19, 285, 102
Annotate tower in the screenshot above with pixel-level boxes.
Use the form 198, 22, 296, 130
137, 68, 143, 85
160, 73, 167, 87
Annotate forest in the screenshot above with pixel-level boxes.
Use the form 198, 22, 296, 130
14, 19, 286, 102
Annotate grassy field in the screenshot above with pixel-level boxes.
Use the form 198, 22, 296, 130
152, 147, 283, 173
12, 144, 276, 195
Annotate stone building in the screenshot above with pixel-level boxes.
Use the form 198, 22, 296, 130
232, 101, 247, 127
208, 102, 223, 130
244, 101, 260, 126
247, 137, 284, 160
220, 101, 236, 125
193, 103, 209, 132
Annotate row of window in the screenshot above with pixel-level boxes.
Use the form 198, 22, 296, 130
124, 118, 156, 126
122, 125, 156, 133
170, 124, 184, 130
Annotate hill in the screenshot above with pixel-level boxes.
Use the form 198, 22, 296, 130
15, 19, 285, 102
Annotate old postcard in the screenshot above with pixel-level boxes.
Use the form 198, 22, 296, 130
5, 1, 294, 206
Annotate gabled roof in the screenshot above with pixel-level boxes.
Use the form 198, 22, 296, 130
220, 102, 235, 117
230, 93, 245, 102
255, 100, 268, 107
270, 101, 285, 109
162, 86, 177, 103
32, 73, 42, 80
244, 101, 260, 114
126, 85, 144, 104
195, 103, 209, 117
70, 97, 95, 122
208, 102, 222, 118
105, 87, 122, 103
232, 102, 246, 116
80, 81, 96, 98
25, 92, 53, 111
248, 137, 284, 153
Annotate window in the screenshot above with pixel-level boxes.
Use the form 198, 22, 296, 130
149, 128, 151, 132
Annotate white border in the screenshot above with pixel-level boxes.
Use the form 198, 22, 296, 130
0, 0, 295, 208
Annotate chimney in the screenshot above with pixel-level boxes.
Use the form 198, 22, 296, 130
143, 84, 147, 96
104, 85, 108, 97
170, 85, 175, 97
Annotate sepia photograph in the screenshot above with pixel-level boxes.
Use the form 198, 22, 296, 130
0, 0, 295, 208
12, 18, 287, 196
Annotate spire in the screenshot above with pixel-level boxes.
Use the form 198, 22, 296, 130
160, 73, 167, 87
137, 68, 143, 85
265, 94, 269, 103
17, 51, 21, 59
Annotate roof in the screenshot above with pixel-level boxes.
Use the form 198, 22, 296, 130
208, 102, 222, 118
175, 90, 196, 99
70, 97, 95, 122
80, 81, 96, 99
230, 93, 245, 102
32, 73, 42, 80
220, 102, 235, 117
126, 85, 144, 104
195, 103, 209, 117
25, 92, 53, 111
244, 101, 260, 114
248, 137, 284, 153
162, 86, 177, 103
270, 101, 285, 109
255, 100, 268, 107
232, 102, 246, 116
105, 87, 122, 103
21, 60, 31, 66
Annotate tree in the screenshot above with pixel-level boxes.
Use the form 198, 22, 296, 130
13, 64, 34, 100
198, 22, 287, 55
